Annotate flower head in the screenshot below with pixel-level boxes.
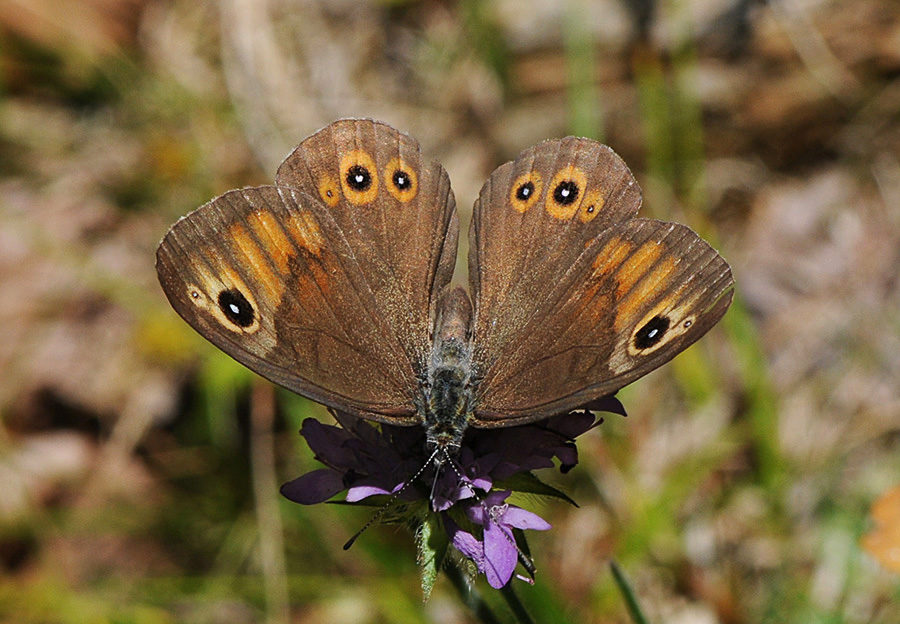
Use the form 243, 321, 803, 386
281, 397, 624, 590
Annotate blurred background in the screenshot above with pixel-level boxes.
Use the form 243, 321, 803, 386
1, 0, 899, 622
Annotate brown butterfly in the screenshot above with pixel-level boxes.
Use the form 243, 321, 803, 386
156, 119, 734, 452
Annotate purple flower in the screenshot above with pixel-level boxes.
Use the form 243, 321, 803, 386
280, 411, 425, 505
446, 491, 551, 588
280, 397, 624, 589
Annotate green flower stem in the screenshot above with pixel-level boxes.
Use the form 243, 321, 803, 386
499, 582, 536, 624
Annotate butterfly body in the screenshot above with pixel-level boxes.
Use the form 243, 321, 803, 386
157, 119, 734, 450
424, 287, 474, 451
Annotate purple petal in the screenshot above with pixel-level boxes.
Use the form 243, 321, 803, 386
280, 469, 345, 504
431, 471, 469, 511
484, 490, 511, 508
545, 411, 598, 439
581, 395, 627, 417
445, 516, 486, 571
346, 479, 405, 502
347, 485, 390, 502
330, 409, 361, 431
554, 443, 578, 470
470, 475, 493, 492
464, 504, 484, 525
431, 496, 453, 513
451, 529, 484, 565
300, 419, 355, 468
501, 506, 551, 531
483, 520, 517, 588
463, 491, 510, 525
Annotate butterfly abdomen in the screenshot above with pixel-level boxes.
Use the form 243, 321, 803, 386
425, 366, 470, 451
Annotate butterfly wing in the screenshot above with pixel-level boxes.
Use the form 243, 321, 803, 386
276, 119, 458, 375
468, 138, 734, 425
157, 120, 458, 423
468, 137, 642, 370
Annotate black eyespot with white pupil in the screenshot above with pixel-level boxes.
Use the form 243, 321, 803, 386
346, 165, 372, 191
634, 315, 670, 350
516, 181, 535, 200
218, 289, 255, 328
553, 180, 579, 205
392, 169, 411, 190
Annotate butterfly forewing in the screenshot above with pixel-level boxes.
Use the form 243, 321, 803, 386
276, 119, 459, 375
468, 137, 643, 375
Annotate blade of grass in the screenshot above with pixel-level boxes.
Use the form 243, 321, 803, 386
610, 560, 651, 624
563, 0, 602, 140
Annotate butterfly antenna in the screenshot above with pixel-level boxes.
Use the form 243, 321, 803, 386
343, 446, 442, 551
438, 448, 537, 578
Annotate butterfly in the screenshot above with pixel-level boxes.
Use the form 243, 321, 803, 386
156, 119, 734, 453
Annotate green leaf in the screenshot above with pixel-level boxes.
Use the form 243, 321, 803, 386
496, 472, 579, 507
416, 513, 449, 601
